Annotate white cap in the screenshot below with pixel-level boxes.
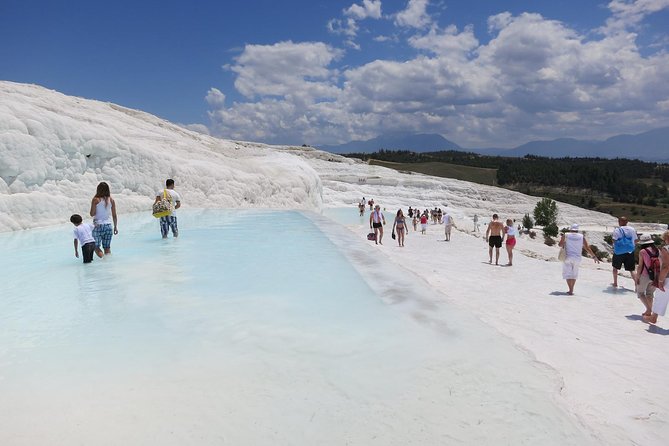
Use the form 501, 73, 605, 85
570, 224, 579, 231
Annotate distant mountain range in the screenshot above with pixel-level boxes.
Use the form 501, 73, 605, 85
319, 127, 669, 162
319, 132, 461, 154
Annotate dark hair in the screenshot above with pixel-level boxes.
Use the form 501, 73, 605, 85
166, 178, 175, 187
70, 214, 83, 224
95, 182, 110, 198
492, 213, 499, 219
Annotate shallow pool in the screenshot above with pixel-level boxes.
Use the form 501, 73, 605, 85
0, 209, 594, 445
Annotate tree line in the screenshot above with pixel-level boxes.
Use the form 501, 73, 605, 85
344, 150, 669, 207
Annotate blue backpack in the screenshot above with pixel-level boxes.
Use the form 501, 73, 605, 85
614, 228, 635, 254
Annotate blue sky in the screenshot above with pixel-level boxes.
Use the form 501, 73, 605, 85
1, 0, 669, 148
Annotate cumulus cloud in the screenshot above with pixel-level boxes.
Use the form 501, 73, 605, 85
395, 0, 432, 29
409, 24, 479, 58
344, 0, 382, 20
181, 123, 211, 135
207, 5, 669, 148
604, 0, 669, 32
227, 41, 343, 100
205, 88, 226, 107
328, 0, 383, 44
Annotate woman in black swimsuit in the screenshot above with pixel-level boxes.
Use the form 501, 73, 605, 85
393, 209, 408, 247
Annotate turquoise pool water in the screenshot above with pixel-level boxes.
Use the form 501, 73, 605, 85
0, 209, 594, 445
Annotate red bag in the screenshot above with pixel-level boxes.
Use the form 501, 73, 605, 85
367, 232, 376, 241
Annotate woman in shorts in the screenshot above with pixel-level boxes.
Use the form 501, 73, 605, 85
90, 181, 118, 255
504, 219, 517, 266
644, 230, 669, 324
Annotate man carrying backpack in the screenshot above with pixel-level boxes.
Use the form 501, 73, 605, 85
635, 234, 660, 318
611, 216, 638, 288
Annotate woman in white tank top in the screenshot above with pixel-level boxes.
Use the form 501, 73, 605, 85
89, 181, 118, 254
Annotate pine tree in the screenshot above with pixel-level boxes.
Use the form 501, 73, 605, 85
533, 198, 558, 227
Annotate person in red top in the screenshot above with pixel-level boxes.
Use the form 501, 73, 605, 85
420, 212, 428, 235
635, 234, 659, 318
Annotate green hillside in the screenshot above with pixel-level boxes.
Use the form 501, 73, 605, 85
370, 159, 497, 185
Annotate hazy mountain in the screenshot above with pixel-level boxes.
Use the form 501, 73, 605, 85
319, 132, 461, 153
320, 127, 669, 161
498, 127, 669, 161
501, 138, 599, 158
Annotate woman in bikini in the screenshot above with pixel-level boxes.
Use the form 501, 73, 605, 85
504, 218, 517, 266
392, 209, 408, 247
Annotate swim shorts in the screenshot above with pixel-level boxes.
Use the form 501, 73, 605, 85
488, 235, 502, 248
506, 236, 516, 247
612, 252, 635, 271
372, 222, 382, 229
93, 223, 113, 249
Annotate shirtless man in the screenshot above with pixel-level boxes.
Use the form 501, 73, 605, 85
485, 213, 505, 265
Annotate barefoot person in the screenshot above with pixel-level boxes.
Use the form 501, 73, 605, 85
485, 214, 505, 265
154, 179, 182, 239
644, 230, 669, 324
90, 181, 118, 255
612, 216, 638, 288
392, 209, 408, 247
504, 218, 517, 266
70, 214, 103, 263
558, 224, 600, 295
635, 234, 660, 319
441, 211, 456, 241
369, 204, 386, 245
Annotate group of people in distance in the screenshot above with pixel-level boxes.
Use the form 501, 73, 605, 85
363, 203, 669, 327
70, 179, 181, 263
366, 203, 459, 246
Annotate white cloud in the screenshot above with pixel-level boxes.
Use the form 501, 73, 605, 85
205, 88, 226, 107
181, 123, 211, 135
327, 17, 358, 38
395, 0, 432, 29
409, 24, 479, 58
605, 0, 669, 32
344, 0, 382, 20
328, 0, 383, 42
207, 8, 669, 148
227, 41, 343, 100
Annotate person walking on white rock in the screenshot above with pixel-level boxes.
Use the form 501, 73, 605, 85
644, 230, 669, 324
635, 234, 660, 319
369, 204, 386, 245
504, 219, 517, 266
392, 209, 408, 247
611, 216, 638, 288
558, 224, 600, 295
486, 214, 504, 265
441, 212, 456, 241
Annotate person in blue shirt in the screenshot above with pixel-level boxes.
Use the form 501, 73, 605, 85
611, 216, 638, 288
